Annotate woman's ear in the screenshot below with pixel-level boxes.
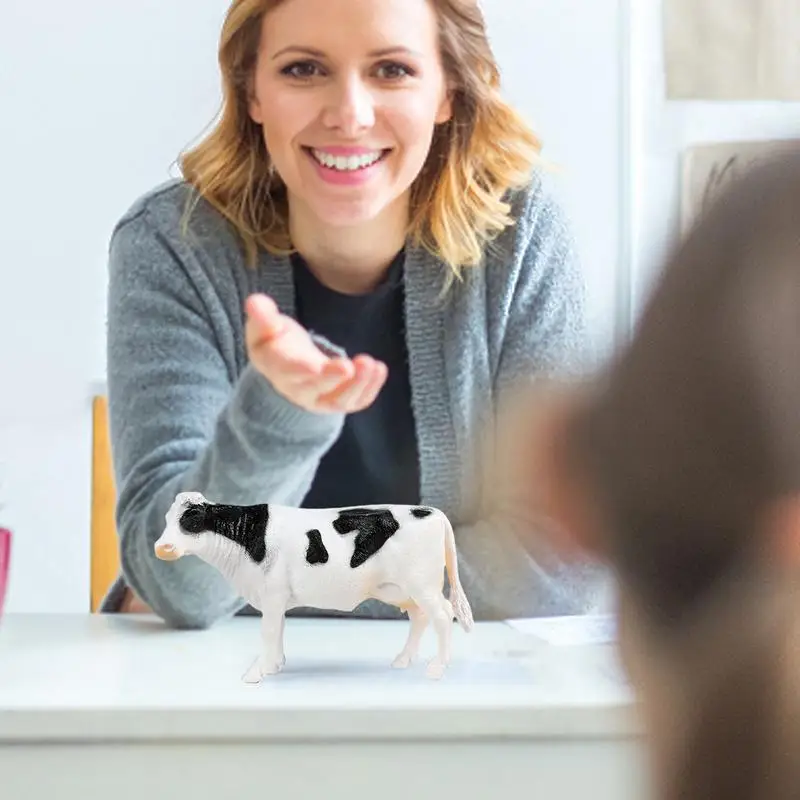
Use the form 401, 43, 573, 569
435, 89, 454, 125
433, 73, 455, 125
249, 99, 263, 125
763, 494, 800, 572
246, 71, 263, 125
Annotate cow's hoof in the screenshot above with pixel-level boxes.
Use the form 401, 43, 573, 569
425, 660, 447, 680
391, 652, 413, 669
242, 664, 263, 684
242, 657, 283, 684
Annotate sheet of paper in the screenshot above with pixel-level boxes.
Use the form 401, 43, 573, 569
505, 614, 617, 646
681, 139, 799, 233
664, 0, 800, 100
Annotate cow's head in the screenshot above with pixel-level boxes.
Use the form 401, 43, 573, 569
154, 491, 209, 561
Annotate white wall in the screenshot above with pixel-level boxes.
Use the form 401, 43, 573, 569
0, 1, 628, 613
628, 1, 800, 319
482, 0, 630, 354
0, 0, 233, 612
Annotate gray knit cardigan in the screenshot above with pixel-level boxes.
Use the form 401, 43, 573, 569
102, 173, 605, 628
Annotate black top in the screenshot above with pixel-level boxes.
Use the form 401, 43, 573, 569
292, 249, 421, 508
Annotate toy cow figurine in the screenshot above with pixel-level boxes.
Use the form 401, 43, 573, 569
154, 492, 474, 681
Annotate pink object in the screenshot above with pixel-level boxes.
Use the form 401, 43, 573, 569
0, 528, 10, 619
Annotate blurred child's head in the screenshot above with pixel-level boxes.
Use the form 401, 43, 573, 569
527, 144, 800, 800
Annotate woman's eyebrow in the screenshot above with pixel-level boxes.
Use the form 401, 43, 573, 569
271, 45, 422, 60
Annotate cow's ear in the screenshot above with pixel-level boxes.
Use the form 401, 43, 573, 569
176, 490, 205, 507
179, 505, 208, 534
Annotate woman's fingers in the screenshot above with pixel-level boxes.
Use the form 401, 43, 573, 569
358, 361, 389, 408
292, 358, 355, 392
317, 356, 387, 412
316, 370, 364, 410
352, 358, 388, 410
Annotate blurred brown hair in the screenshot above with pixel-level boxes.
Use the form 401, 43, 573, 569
565, 144, 800, 800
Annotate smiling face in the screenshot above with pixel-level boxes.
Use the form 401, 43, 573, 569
247, 0, 452, 232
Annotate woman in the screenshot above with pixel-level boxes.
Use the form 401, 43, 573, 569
524, 145, 800, 800
102, 0, 599, 628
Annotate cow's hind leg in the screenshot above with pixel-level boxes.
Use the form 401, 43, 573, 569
242, 597, 287, 684
408, 589, 452, 680
442, 596, 454, 622
391, 603, 428, 669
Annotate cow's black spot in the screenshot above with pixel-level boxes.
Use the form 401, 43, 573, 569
333, 507, 400, 569
305, 529, 329, 565
179, 501, 269, 564
411, 506, 433, 519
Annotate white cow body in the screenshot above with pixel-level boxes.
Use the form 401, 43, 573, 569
254, 504, 448, 612
155, 492, 474, 681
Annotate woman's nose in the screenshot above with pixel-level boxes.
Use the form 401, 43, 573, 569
322, 76, 376, 134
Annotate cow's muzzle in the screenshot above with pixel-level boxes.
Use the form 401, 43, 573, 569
154, 543, 182, 561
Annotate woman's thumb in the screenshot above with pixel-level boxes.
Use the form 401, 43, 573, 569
245, 294, 284, 343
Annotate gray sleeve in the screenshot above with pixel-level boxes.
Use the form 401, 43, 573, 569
106, 210, 344, 629
451, 181, 606, 620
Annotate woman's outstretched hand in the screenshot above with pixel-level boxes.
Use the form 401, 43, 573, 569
244, 293, 387, 414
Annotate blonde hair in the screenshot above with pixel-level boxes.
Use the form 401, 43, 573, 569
178, 0, 541, 277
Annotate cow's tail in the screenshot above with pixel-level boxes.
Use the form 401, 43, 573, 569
442, 513, 474, 632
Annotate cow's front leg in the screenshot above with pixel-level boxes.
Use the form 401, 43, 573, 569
242, 598, 287, 684
392, 603, 428, 669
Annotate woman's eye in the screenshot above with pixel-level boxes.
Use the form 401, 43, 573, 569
281, 61, 321, 80
375, 62, 414, 81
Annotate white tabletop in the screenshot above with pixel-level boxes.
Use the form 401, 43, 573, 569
0, 613, 639, 743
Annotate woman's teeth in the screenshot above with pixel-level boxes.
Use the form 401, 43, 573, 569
311, 149, 384, 171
